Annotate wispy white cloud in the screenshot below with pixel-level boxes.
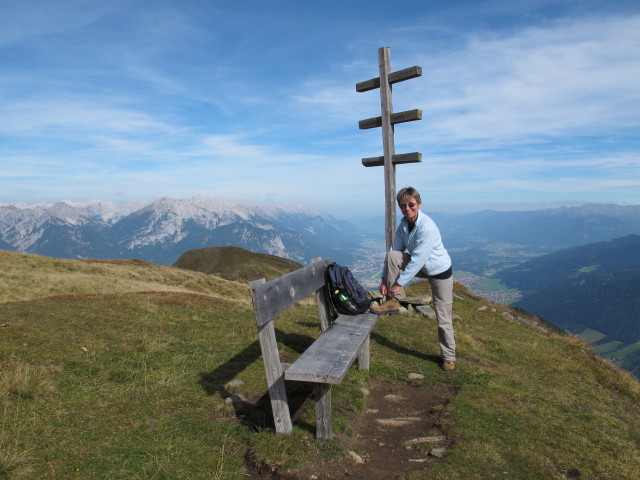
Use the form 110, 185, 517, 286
419, 15, 640, 142
0, 96, 174, 136
293, 14, 640, 144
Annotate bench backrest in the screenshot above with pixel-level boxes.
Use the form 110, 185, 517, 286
249, 257, 332, 329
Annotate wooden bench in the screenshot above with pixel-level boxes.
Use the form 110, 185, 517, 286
249, 258, 377, 439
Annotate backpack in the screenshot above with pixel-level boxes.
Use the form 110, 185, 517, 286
325, 262, 370, 315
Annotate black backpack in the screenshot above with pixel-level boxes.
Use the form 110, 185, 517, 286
325, 262, 370, 315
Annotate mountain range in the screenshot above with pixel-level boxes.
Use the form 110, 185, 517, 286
435, 204, 640, 249
4, 199, 639, 270
0, 196, 359, 266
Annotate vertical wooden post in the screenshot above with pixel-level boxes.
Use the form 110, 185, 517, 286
249, 278, 293, 434
356, 47, 423, 252
312, 257, 332, 331
358, 334, 371, 370
378, 47, 396, 250
314, 383, 333, 440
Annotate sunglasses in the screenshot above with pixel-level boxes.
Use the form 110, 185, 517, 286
399, 202, 417, 210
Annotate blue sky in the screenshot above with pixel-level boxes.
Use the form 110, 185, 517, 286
0, 0, 638, 217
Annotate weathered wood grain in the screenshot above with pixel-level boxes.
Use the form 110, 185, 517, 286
315, 383, 333, 439
356, 66, 423, 92
362, 152, 422, 168
358, 333, 370, 370
359, 109, 422, 130
284, 313, 377, 384
310, 257, 332, 332
250, 258, 331, 327
250, 259, 377, 440
378, 47, 397, 251
356, 47, 423, 252
249, 278, 293, 434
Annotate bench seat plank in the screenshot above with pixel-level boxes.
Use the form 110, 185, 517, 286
284, 312, 377, 384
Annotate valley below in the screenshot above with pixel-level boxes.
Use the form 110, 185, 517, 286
349, 235, 525, 303
348, 233, 639, 379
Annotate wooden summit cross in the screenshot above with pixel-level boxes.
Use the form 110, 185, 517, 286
357, 47, 423, 250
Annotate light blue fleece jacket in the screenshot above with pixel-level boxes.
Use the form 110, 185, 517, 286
390, 210, 452, 286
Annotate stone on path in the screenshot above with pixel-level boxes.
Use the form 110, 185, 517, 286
404, 436, 446, 446
376, 417, 422, 427
429, 447, 448, 458
384, 394, 404, 402
348, 451, 365, 464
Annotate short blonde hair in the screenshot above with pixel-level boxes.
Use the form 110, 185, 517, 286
396, 187, 422, 205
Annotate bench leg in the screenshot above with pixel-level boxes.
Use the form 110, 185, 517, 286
257, 322, 293, 434
315, 383, 333, 440
358, 334, 371, 370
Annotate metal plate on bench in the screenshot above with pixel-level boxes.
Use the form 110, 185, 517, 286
284, 313, 377, 385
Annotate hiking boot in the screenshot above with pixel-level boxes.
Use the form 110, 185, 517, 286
442, 361, 456, 372
370, 297, 400, 315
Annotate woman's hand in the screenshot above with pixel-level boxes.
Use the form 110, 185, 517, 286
381, 281, 402, 298
388, 284, 402, 298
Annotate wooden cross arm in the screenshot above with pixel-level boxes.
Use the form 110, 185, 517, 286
361, 152, 422, 167
359, 109, 422, 130
356, 66, 422, 92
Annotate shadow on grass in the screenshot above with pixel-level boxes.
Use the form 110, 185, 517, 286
371, 331, 442, 365
199, 328, 441, 434
198, 329, 317, 434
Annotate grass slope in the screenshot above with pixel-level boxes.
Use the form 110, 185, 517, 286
172, 246, 303, 282
1, 250, 639, 479
0, 250, 250, 306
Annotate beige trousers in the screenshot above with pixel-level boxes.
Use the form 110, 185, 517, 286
384, 251, 456, 362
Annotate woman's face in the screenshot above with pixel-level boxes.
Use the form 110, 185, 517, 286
399, 196, 421, 223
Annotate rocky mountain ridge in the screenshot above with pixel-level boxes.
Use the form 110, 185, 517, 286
0, 197, 357, 265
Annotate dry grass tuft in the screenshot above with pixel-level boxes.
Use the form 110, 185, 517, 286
0, 444, 31, 480
0, 360, 56, 400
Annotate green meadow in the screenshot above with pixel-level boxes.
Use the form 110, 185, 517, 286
1, 250, 639, 479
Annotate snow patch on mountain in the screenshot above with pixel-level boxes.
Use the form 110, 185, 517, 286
0, 196, 356, 265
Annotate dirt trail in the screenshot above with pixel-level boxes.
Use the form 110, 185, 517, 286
251, 380, 457, 479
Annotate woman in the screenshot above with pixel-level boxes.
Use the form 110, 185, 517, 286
371, 187, 456, 371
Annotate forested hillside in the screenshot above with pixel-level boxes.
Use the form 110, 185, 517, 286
498, 234, 640, 296
497, 235, 640, 377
